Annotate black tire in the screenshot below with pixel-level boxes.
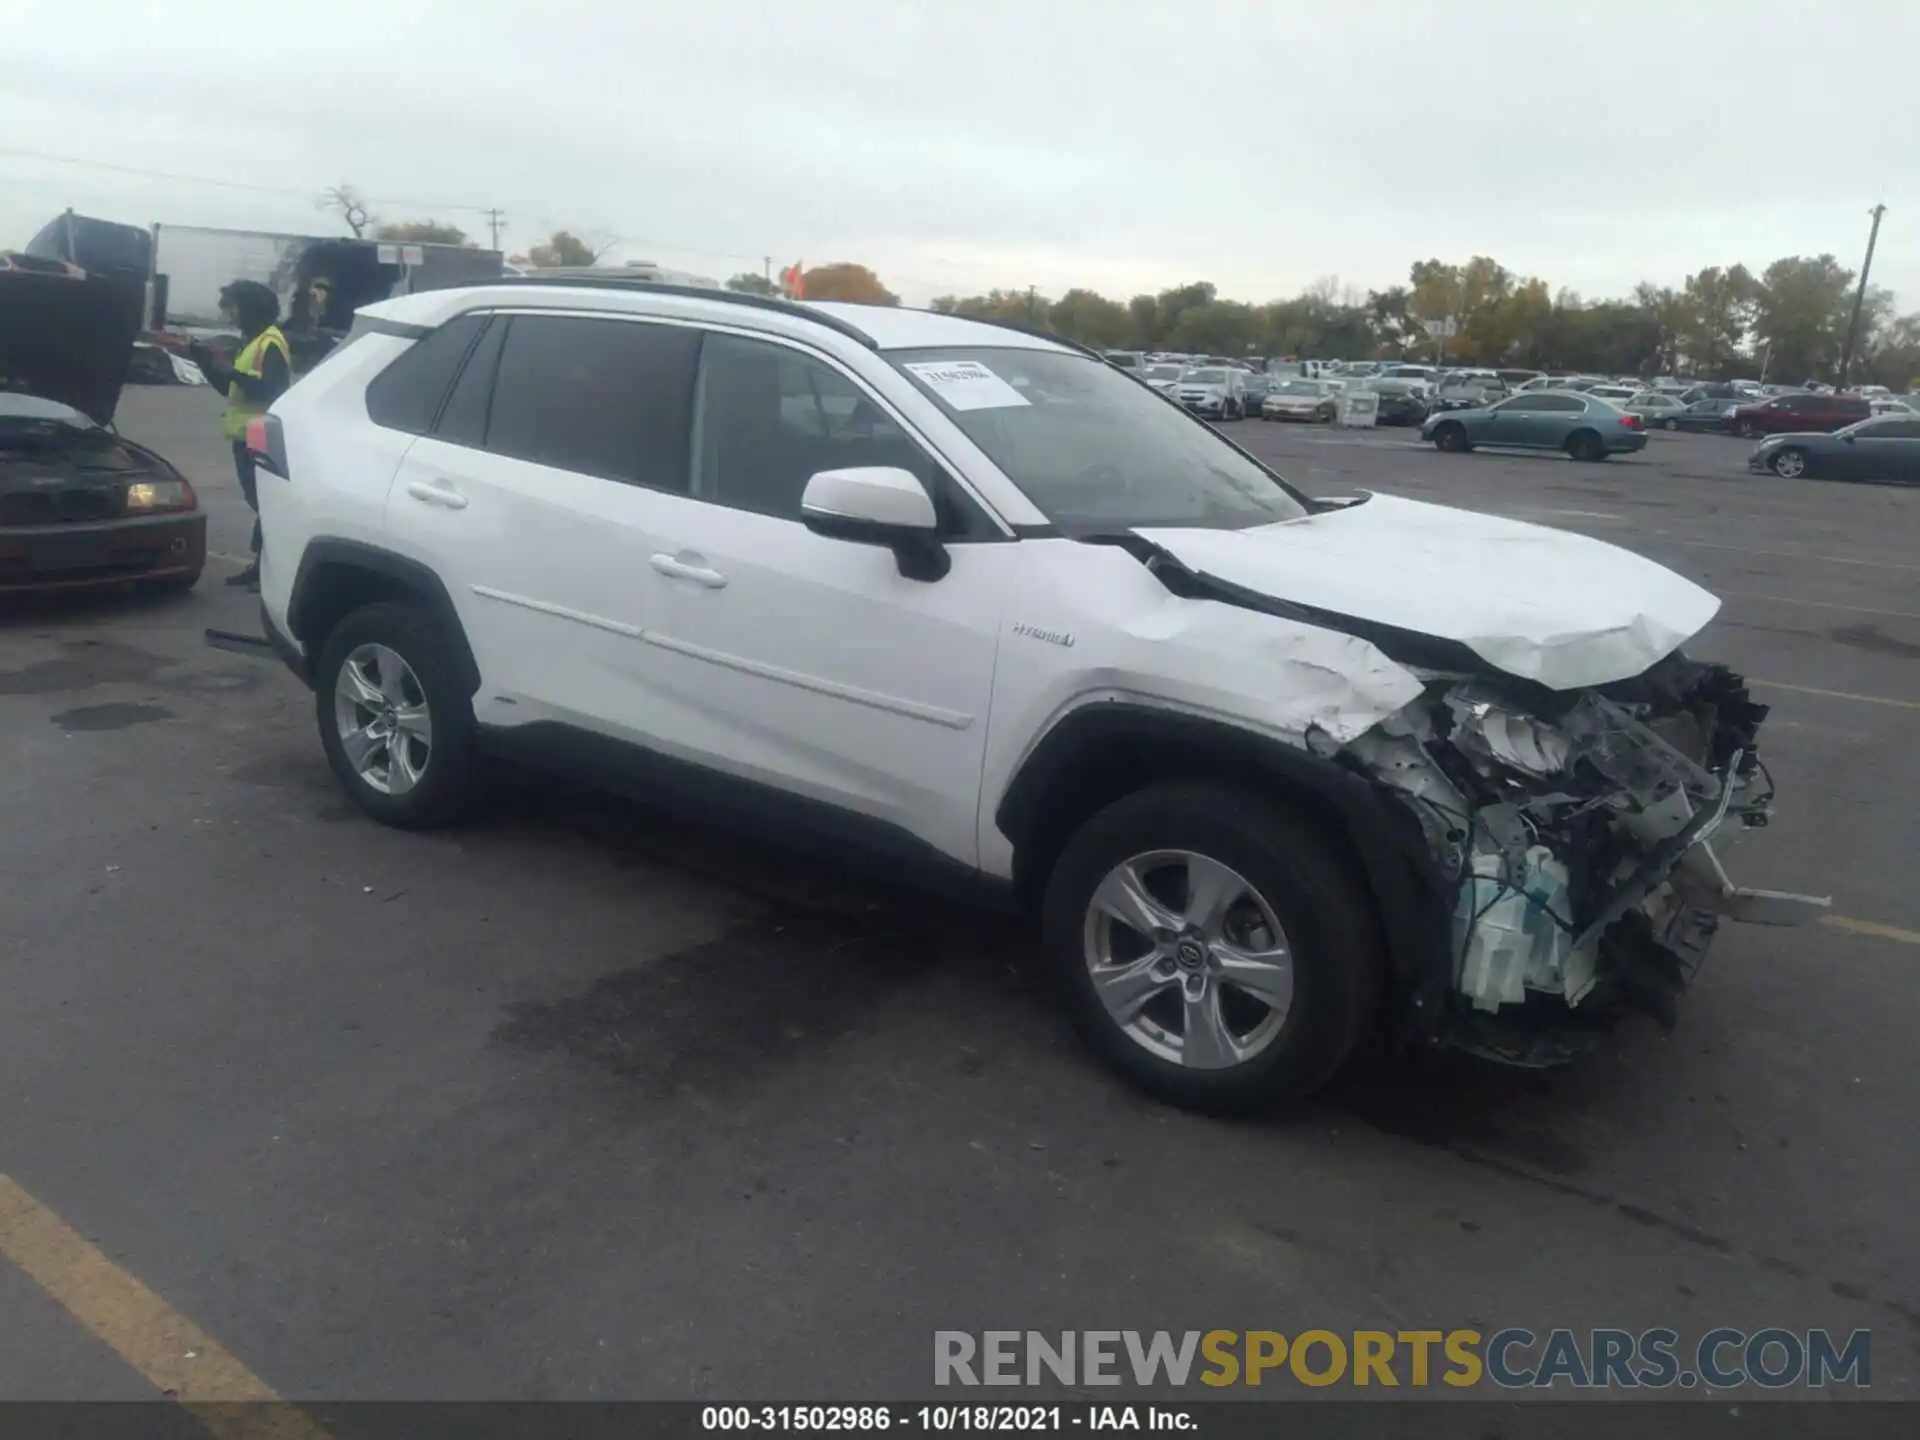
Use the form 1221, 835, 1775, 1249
314, 600, 481, 829
1740, 421, 1764, 439
1769, 446, 1810, 479
1566, 429, 1607, 462
1433, 422, 1471, 453
1040, 781, 1384, 1115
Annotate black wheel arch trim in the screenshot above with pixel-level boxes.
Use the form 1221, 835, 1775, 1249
287, 538, 482, 697
995, 703, 1455, 1033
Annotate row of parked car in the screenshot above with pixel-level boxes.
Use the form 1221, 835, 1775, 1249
1100, 350, 1920, 484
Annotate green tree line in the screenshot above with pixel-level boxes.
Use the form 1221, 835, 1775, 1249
919, 257, 1919, 390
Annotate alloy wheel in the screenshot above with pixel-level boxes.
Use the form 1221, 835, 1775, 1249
1771, 449, 1807, 478
334, 643, 434, 796
1081, 850, 1293, 1069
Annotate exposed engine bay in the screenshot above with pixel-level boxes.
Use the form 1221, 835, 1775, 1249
1342, 654, 1830, 1063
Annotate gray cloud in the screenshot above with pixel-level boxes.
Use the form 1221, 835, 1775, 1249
3, 0, 1915, 307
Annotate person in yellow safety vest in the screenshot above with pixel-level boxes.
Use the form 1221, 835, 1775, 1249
190, 281, 290, 591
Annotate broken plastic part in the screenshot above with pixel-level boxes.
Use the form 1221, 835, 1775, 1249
1445, 688, 1572, 778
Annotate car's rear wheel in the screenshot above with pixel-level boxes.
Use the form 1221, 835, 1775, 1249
1566, 429, 1607, 462
1769, 447, 1809, 479
1041, 782, 1383, 1114
315, 600, 481, 829
1433, 422, 1471, 453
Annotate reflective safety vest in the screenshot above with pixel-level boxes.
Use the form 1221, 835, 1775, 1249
220, 325, 291, 441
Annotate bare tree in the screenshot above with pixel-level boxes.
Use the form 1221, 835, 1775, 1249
319, 184, 373, 237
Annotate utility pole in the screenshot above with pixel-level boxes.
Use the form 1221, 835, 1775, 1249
483, 208, 505, 251
1835, 203, 1886, 390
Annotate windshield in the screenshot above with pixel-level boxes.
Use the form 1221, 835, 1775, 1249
1182, 368, 1227, 383
891, 347, 1311, 530
1106, 353, 1141, 368
1275, 381, 1323, 395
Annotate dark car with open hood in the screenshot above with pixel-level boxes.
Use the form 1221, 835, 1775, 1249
1, 253, 205, 595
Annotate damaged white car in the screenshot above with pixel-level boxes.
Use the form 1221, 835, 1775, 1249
239, 286, 1828, 1114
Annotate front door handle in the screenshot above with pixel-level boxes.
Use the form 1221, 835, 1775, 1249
649, 552, 728, 589
406, 479, 468, 510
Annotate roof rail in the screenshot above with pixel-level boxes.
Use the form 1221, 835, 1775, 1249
471, 274, 879, 350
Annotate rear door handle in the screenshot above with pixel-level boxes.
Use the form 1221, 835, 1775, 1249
406, 478, 468, 510
649, 552, 728, 589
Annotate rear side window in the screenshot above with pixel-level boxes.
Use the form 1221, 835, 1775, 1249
363, 313, 488, 434
434, 316, 506, 449
482, 315, 699, 490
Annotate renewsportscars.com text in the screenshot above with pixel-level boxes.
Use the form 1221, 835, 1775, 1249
934, 1328, 1871, 1391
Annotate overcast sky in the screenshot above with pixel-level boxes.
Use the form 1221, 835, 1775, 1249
2, 0, 1915, 311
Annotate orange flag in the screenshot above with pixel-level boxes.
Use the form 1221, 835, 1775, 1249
782, 262, 805, 299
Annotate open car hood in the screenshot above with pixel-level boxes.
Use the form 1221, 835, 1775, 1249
1133, 492, 1721, 690
0, 253, 142, 426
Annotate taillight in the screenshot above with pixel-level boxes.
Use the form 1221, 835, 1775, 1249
1620, 413, 1643, 428
246, 413, 288, 477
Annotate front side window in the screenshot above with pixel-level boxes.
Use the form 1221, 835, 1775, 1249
891, 347, 1311, 531
482, 314, 699, 490
690, 332, 964, 525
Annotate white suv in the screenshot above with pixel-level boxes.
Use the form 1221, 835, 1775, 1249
242, 279, 1824, 1112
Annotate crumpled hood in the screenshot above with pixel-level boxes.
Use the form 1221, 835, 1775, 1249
1133, 492, 1721, 690
0, 253, 143, 426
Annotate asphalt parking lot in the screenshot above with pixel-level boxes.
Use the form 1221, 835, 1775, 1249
3, 388, 1917, 1405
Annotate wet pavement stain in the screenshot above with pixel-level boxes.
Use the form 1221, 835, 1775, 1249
50, 702, 174, 732
491, 911, 948, 1098
0, 638, 167, 695
1828, 624, 1920, 661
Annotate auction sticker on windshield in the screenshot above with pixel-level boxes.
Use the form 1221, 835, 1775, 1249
903, 360, 1031, 411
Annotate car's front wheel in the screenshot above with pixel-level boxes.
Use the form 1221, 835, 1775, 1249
1769, 446, 1809, 479
1433, 422, 1471, 453
1041, 782, 1383, 1114
315, 600, 481, 829
1740, 421, 1764, 439
1663, 417, 1679, 430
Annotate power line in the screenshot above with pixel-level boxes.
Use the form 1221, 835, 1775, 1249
0, 145, 494, 214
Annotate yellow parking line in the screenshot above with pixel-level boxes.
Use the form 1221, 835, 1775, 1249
1748, 679, 1920, 710
0, 1175, 329, 1439
1822, 914, 1920, 947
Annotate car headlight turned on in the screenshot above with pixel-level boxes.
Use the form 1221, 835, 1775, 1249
124, 479, 198, 513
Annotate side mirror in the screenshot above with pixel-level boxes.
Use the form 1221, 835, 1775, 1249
800, 466, 950, 582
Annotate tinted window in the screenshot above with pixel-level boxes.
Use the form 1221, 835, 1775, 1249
1536, 395, 1586, 412
434, 315, 506, 448
364, 313, 488, 434
1859, 418, 1920, 439
483, 315, 699, 489
693, 333, 948, 523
